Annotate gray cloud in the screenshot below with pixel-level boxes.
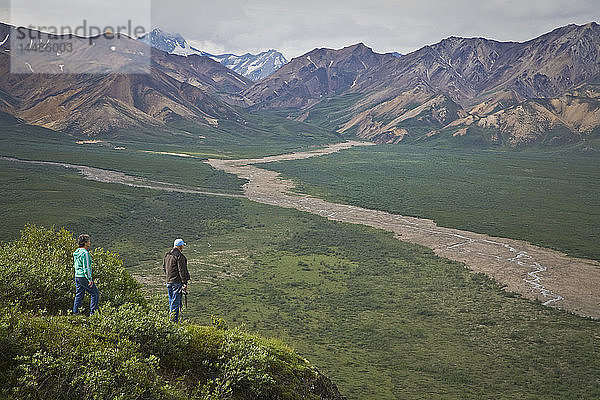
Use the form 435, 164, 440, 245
3, 0, 599, 58
150, 0, 599, 58
5, 0, 151, 37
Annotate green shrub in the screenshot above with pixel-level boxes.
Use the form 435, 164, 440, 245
194, 328, 278, 399
183, 325, 327, 400
90, 247, 146, 307
0, 225, 144, 313
1, 307, 328, 400
1, 309, 182, 400
89, 300, 190, 366
211, 315, 229, 330
0, 225, 342, 400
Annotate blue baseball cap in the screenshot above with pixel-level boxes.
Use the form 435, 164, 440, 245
174, 238, 186, 247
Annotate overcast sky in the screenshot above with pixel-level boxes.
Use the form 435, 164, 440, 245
3, 0, 599, 59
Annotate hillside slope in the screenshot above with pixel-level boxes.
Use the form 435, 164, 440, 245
0, 225, 346, 400
0, 23, 252, 136
243, 43, 393, 110
244, 22, 600, 146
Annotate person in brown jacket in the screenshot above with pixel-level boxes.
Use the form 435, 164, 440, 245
163, 238, 190, 322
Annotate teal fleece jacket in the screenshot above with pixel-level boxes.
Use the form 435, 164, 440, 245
73, 247, 92, 281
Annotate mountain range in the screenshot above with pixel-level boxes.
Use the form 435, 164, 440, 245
137, 28, 288, 81
0, 21, 599, 147
245, 22, 600, 146
0, 23, 255, 135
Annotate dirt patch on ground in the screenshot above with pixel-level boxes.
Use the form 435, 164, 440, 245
207, 141, 600, 319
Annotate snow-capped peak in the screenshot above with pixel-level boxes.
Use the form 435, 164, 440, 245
137, 28, 209, 57
137, 28, 288, 81
217, 49, 288, 81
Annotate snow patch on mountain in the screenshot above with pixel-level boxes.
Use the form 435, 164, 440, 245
137, 28, 210, 57
212, 49, 287, 81
138, 28, 288, 81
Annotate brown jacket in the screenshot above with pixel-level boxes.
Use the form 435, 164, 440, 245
163, 247, 190, 284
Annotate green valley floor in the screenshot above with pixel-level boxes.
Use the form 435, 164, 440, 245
1, 131, 599, 399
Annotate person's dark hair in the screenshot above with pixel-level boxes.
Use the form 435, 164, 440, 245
78, 234, 90, 247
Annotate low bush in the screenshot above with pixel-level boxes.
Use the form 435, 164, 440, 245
0, 224, 144, 313
0, 308, 184, 400
0, 226, 343, 400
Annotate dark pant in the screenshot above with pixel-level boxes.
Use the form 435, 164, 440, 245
167, 282, 183, 322
73, 277, 100, 315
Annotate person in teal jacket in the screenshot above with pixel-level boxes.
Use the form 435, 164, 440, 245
72, 234, 100, 315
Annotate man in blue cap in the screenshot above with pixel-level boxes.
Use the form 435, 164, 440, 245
162, 238, 190, 322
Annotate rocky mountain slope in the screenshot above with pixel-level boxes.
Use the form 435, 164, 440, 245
137, 27, 211, 57
138, 28, 288, 81
243, 43, 394, 109
211, 49, 287, 81
447, 83, 600, 146
245, 22, 600, 146
1, 22, 598, 146
0, 23, 252, 136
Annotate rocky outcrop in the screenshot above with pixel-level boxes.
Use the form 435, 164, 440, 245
447, 84, 600, 146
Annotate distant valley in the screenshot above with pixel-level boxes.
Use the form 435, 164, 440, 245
2, 18, 600, 400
